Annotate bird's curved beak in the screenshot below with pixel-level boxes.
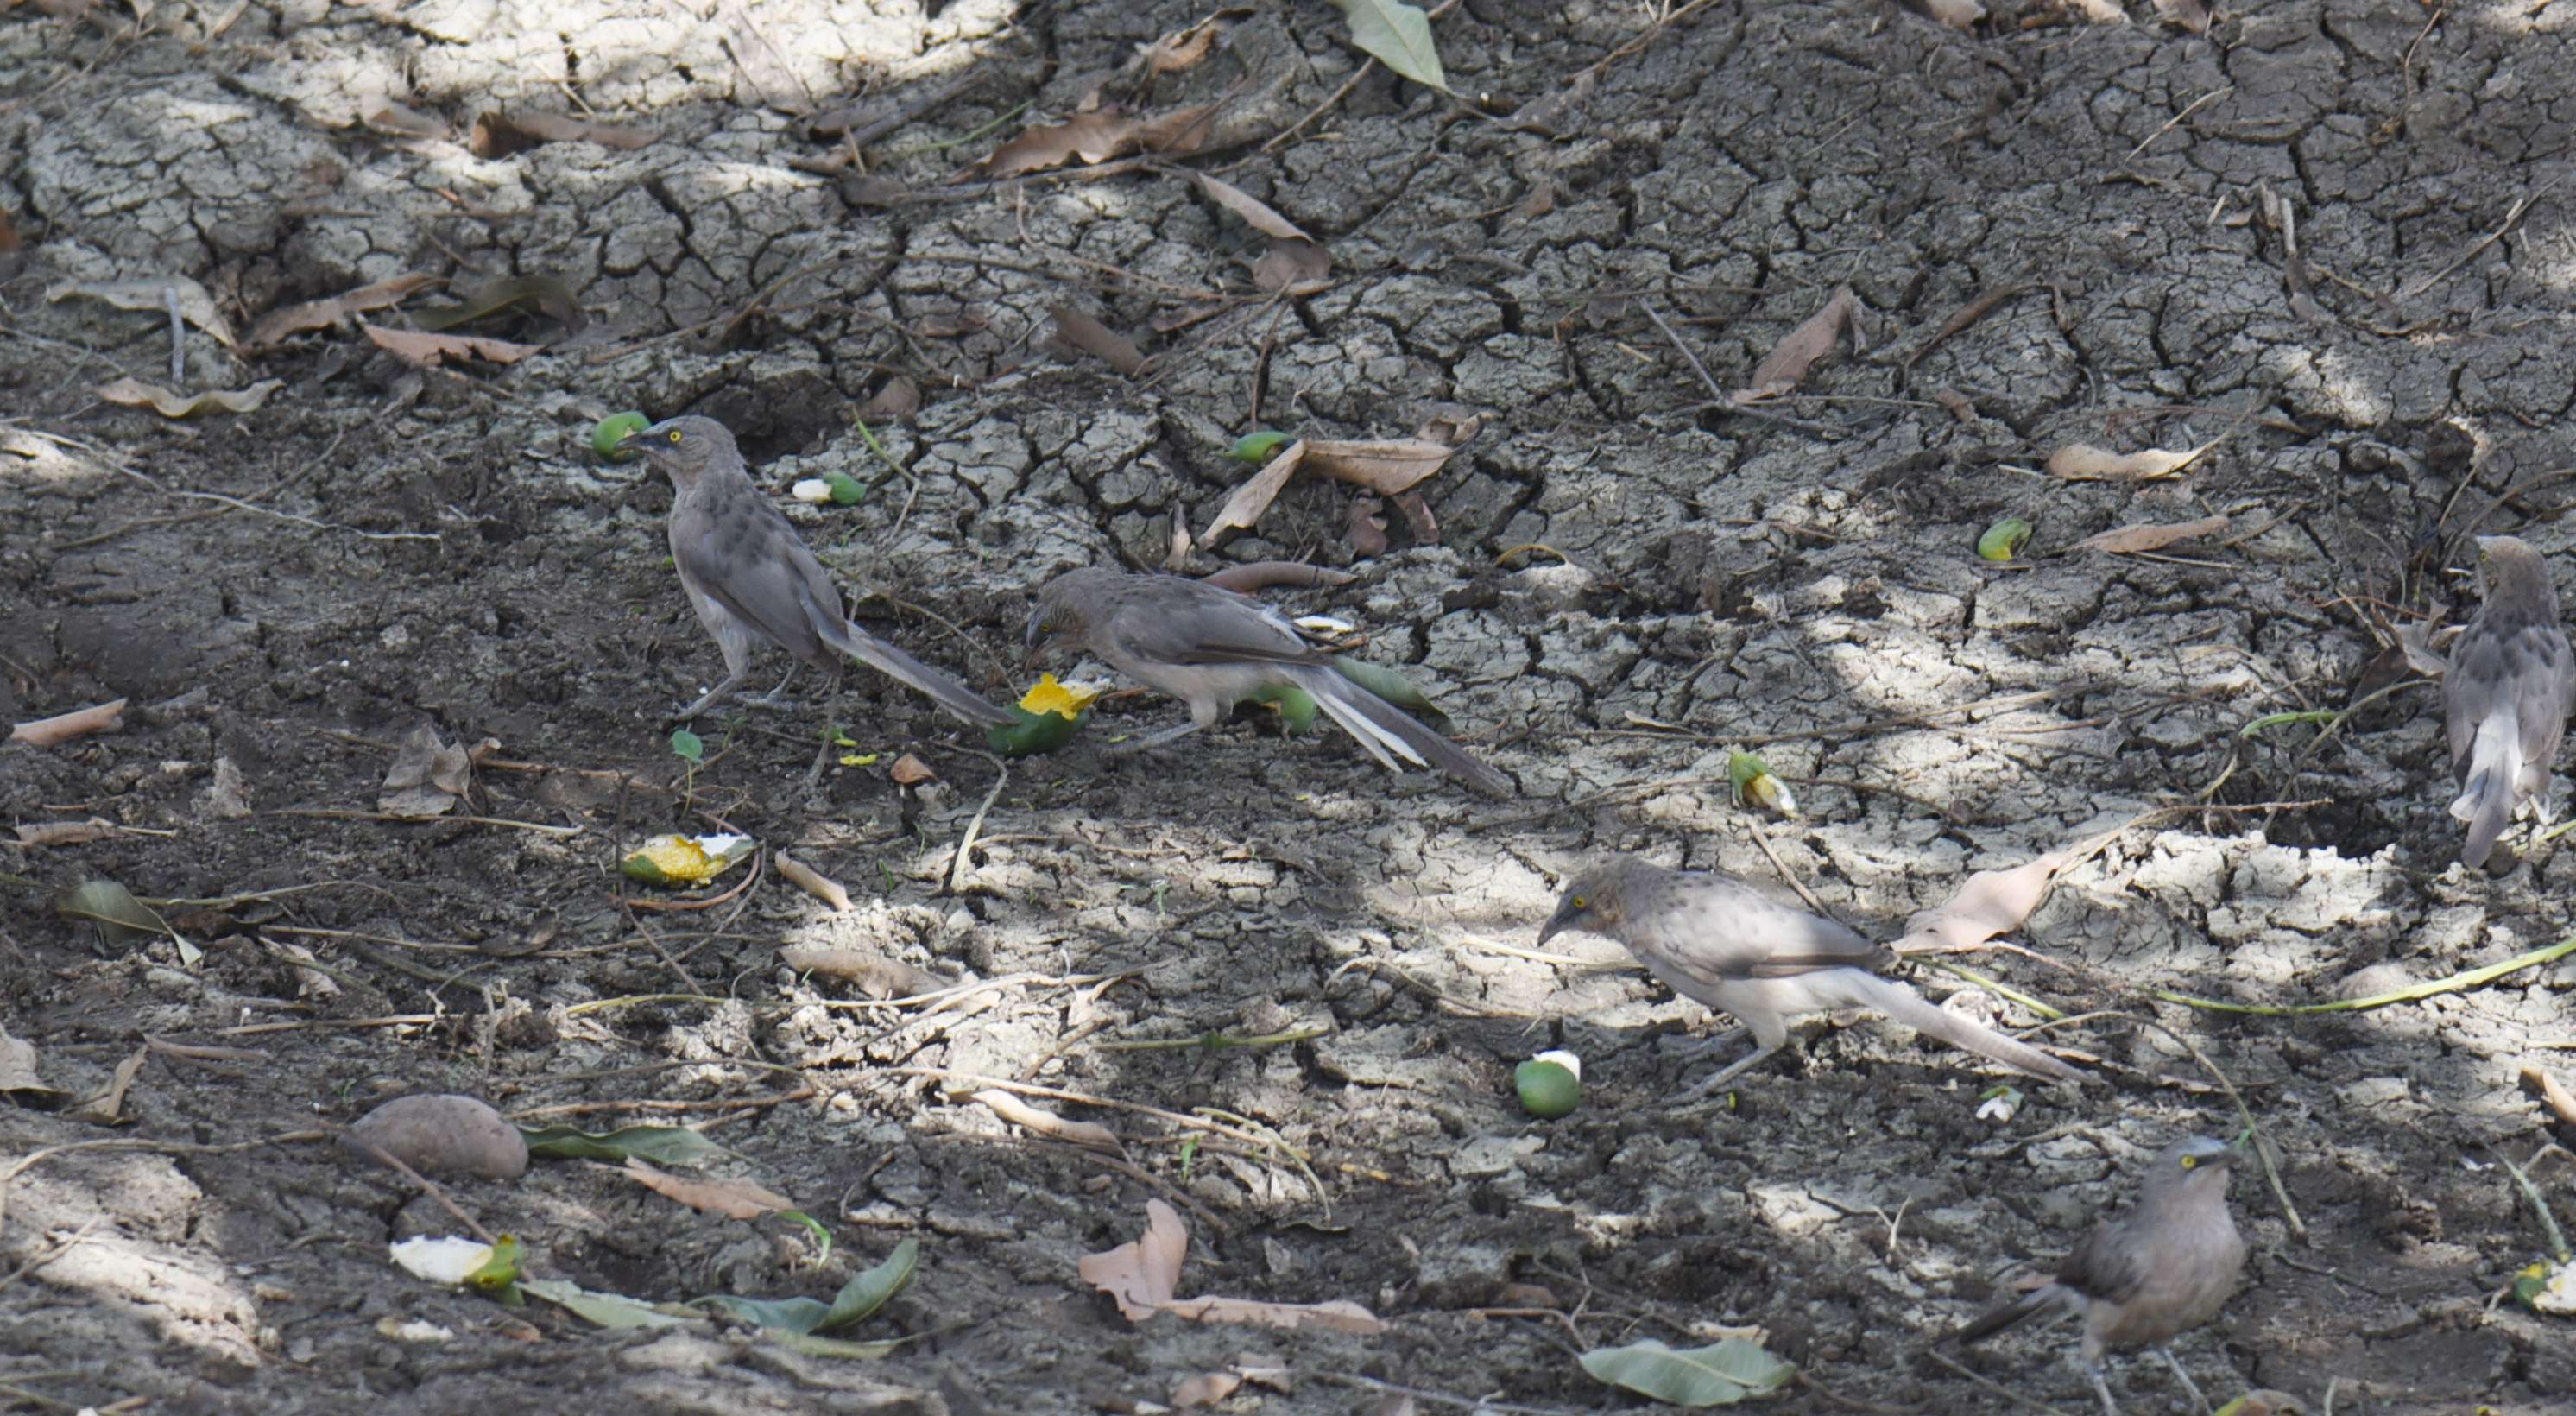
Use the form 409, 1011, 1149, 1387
615, 427, 660, 458
1536, 898, 1582, 947
1024, 607, 1051, 654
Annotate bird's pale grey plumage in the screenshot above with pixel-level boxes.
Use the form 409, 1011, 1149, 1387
616, 415, 1013, 728
1537, 857, 2078, 1090
2444, 535, 2574, 869
1953, 1135, 2248, 1416
1026, 567, 1512, 796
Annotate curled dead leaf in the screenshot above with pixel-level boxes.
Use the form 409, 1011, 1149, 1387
1050, 305, 1146, 376
11, 698, 126, 746
1191, 171, 1310, 243
1080, 1198, 1188, 1321
470, 111, 659, 158
773, 851, 853, 913
379, 722, 472, 818
1896, 850, 2072, 953
1202, 437, 1460, 547
2073, 514, 2232, 555
887, 753, 936, 787
48, 275, 237, 348
1348, 496, 1390, 556
1733, 285, 1859, 402
361, 322, 541, 369
777, 945, 951, 998
248, 273, 438, 348
973, 104, 1216, 180
2043, 442, 2205, 481
624, 1157, 792, 1220
1251, 237, 1331, 294
97, 378, 282, 418
975, 1089, 1123, 1153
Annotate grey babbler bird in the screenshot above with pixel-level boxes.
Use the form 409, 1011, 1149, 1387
1536, 858, 2078, 1091
616, 415, 1013, 729
1952, 1135, 2248, 1416
1025, 566, 1512, 796
2444, 534, 2575, 869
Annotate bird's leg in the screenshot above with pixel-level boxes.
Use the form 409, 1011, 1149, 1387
1678, 1026, 1751, 1059
2150, 1348, 2210, 1414
740, 662, 803, 709
1682, 1040, 1780, 1097
671, 673, 746, 723
800, 671, 846, 792
2081, 1359, 2120, 1416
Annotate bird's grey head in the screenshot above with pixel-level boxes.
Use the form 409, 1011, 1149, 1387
1537, 859, 1665, 945
616, 414, 739, 486
2143, 1135, 2238, 1196
1024, 566, 1121, 656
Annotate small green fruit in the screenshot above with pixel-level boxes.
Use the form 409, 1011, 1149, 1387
823, 471, 868, 505
1977, 516, 2034, 562
1227, 430, 1291, 463
1515, 1055, 1582, 1119
594, 411, 650, 461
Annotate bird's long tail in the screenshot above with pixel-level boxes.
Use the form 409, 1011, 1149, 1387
1290, 665, 1513, 797
2450, 714, 2521, 869
802, 587, 1016, 728
1815, 969, 2080, 1083
1950, 1282, 2072, 1346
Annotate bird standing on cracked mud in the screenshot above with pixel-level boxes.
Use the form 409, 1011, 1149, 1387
1537, 858, 2077, 1090
1025, 566, 1513, 796
616, 415, 1013, 729
2444, 534, 2575, 869
1951, 1135, 2247, 1416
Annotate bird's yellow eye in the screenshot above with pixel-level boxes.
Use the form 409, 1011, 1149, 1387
666, 428, 683, 444
2180, 1155, 2198, 1169
1569, 896, 1588, 910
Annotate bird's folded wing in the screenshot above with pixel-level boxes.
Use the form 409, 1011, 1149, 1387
2054, 1217, 2149, 1305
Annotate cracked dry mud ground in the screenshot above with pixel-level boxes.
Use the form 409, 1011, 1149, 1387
5, 1, 2576, 1412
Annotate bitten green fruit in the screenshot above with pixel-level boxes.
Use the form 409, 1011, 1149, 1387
986, 705, 1088, 757
1228, 430, 1291, 463
1977, 516, 2034, 562
1246, 685, 1318, 735
1515, 1054, 1582, 1119
593, 412, 650, 461
823, 471, 868, 505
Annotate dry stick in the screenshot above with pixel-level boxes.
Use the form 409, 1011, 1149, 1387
2152, 932, 2576, 1018
2125, 85, 2235, 162
883, 1068, 1319, 1164
1639, 299, 1847, 436
2395, 172, 2565, 302
946, 755, 1009, 894
334, 1129, 498, 1244
2026, 1008, 2305, 1242
268, 806, 581, 837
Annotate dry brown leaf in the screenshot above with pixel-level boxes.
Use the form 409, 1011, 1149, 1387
360, 321, 541, 368
379, 721, 470, 818
2396, 616, 2449, 679
2074, 514, 2232, 555
624, 1157, 792, 1220
1161, 1294, 1387, 1334
97, 377, 283, 418
1733, 285, 1858, 401
12, 699, 126, 746
1137, 14, 1232, 73
48, 275, 237, 348
859, 376, 920, 422
366, 103, 448, 137
2523, 1064, 2576, 1127
1202, 440, 1310, 545
1198, 561, 1357, 593
1050, 305, 1146, 376
0, 1025, 55, 1097
1173, 1374, 1243, 1408
888, 753, 936, 787
1392, 489, 1439, 542
1919, 0, 1985, 27
2156, 0, 2213, 32
0, 203, 20, 251
66, 1045, 147, 1124
973, 103, 1215, 178
1303, 439, 1456, 495
975, 1089, 1123, 1153
2043, 442, 2204, 481
978, 111, 1141, 178
1080, 1198, 1188, 1321
1192, 172, 1310, 243
1896, 850, 2072, 953
1348, 496, 1389, 557
470, 111, 659, 158
249, 272, 438, 347
16, 819, 116, 846
1251, 237, 1330, 294
776, 945, 951, 997
774, 851, 852, 913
